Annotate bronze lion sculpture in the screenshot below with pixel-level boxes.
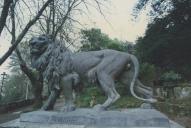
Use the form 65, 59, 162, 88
30, 35, 156, 111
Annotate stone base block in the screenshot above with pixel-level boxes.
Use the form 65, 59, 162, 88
0, 108, 185, 128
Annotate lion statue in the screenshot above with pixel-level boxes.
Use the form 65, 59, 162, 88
29, 35, 156, 111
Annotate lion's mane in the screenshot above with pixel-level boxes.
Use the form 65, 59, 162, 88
31, 40, 73, 89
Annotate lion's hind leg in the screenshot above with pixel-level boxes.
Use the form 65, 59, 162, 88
94, 72, 120, 110
111, 86, 120, 104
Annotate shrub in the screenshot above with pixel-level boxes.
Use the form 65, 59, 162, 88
161, 70, 182, 82
139, 63, 157, 86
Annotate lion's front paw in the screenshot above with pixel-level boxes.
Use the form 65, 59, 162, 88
93, 104, 105, 111
61, 104, 76, 112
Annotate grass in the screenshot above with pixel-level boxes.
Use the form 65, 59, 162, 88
155, 97, 191, 117
75, 85, 143, 109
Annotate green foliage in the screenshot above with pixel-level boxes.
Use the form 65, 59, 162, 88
139, 63, 156, 86
80, 28, 130, 52
135, 0, 191, 79
9, 41, 31, 74
155, 98, 191, 117
0, 74, 32, 104
134, 0, 184, 19
75, 85, 142, 109
9, 53, 21, 73
75, 86, 105, 107
161, 71, 182, 82
80, 28, 110, 51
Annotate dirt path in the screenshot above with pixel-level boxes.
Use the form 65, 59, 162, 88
0, 105, 33, 124
0, 98, 65, 124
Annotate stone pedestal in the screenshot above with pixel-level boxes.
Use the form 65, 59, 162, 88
0, 108, 184, 128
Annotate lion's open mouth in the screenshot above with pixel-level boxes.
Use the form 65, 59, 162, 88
30, 48, 40, 54
30, 45, 48, 55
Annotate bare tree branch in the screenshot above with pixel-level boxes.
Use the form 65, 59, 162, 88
10, 0, 25, 65
0, 0, 13, 36
67, 16, 83, 26
38, 19, 47, 33
47, 8, 52, 34
0, 0, 53, 65
53, 0, 77, 39
51, 0, 56, 35
4, 24, 12, 34
21, 0, 33, 15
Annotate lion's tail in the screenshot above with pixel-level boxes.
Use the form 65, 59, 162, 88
129, 54, 157, 103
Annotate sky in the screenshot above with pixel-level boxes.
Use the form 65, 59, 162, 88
79, 0, 148, 42
0, 0, 149, 74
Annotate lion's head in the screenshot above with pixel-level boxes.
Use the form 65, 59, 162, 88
29, 35, 51, 56
29, 35, 73, 82
29, 35, 53, 70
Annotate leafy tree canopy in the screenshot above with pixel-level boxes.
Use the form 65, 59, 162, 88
80, 28, 132, 52
135, 0, 191, 79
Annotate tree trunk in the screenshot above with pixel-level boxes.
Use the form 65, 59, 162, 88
20, 64, 43, 109
32, 73, 43, 109
9, 0, 44, 109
